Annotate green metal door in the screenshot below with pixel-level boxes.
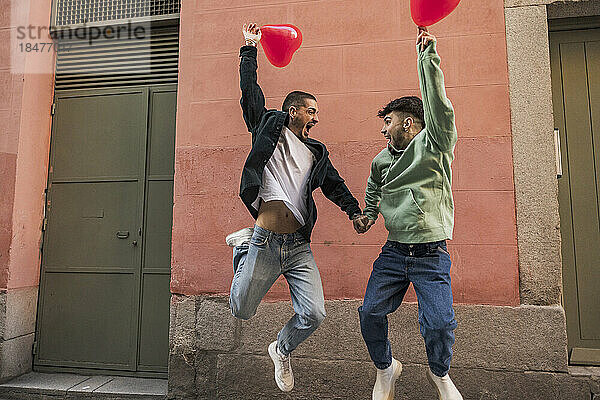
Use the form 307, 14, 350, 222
34, 85, 176, 375
137, 88, 177, 373
550, 28, 600, 366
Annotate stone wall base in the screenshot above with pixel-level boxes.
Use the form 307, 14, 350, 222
168, 295, 598, 399
0, 288, 38, 382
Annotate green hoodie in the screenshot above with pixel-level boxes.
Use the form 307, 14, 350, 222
363, 41, 457, 244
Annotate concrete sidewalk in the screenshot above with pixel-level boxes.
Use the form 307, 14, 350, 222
0, 372, 167, 399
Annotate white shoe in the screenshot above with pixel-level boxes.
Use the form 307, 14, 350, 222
426, 369, 463, 400
268, 341, 294, 392
225, 227, 253, 247
372, 358, 402, 400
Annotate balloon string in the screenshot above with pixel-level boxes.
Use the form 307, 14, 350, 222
417, 26, 427, 51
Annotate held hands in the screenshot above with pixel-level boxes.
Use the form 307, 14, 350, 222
416, 26, 436, 52
353, 214, 375, 234
243, 23, 261, 47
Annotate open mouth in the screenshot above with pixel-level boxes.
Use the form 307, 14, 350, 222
304, 123, 315, 137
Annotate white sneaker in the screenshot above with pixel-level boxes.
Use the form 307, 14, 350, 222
372, 358, 402, 400
225, 227, 253, 247
426, 369, 463, 400
268, 341, 294, 392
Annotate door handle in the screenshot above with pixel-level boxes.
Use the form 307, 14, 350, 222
554, 128, 563, 178
116, 231, 130, 239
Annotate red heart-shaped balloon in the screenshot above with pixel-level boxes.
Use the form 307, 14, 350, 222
260, 24, 303, 68
410, 0, 461, 27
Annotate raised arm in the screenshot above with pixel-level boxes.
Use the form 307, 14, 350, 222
417, 28, 457, 153
240, 23, 267, 134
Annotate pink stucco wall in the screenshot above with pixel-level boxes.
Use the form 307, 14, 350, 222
172, 0, 519, 306
0, 0, 54, 290
0, 2, 21, 288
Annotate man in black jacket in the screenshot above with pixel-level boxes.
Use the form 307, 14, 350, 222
225, 23, 365, 392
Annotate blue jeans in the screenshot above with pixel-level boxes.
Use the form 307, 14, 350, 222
229, 225, 326, 355
358, 240, 457, 377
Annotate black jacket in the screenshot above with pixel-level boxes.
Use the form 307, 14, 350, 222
238, 45, 361, 241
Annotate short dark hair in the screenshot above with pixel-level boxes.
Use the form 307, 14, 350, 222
282, 91, 317, 112
378, 96, 425, 127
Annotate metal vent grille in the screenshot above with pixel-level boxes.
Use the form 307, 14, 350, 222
55, 25, 179, 90
54, 0, 180, 27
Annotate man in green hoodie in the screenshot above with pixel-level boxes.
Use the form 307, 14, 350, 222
356, 28, 463, 400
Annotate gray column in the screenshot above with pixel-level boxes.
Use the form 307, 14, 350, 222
504, 4, 562, 305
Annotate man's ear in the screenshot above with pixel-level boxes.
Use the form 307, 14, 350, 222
289, 106, 297, 119
403, 117, 414, 130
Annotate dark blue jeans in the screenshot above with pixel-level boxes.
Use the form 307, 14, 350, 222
358, 240, 457, 377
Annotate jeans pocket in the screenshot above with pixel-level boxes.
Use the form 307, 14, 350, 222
250, 231, 269, 247
437, 245, 450, 256
294, 234, 307, 245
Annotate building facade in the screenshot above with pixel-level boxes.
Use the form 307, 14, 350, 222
0, 0, 598, 398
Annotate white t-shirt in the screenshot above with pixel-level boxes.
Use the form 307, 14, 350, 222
251, 126, 315, 225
